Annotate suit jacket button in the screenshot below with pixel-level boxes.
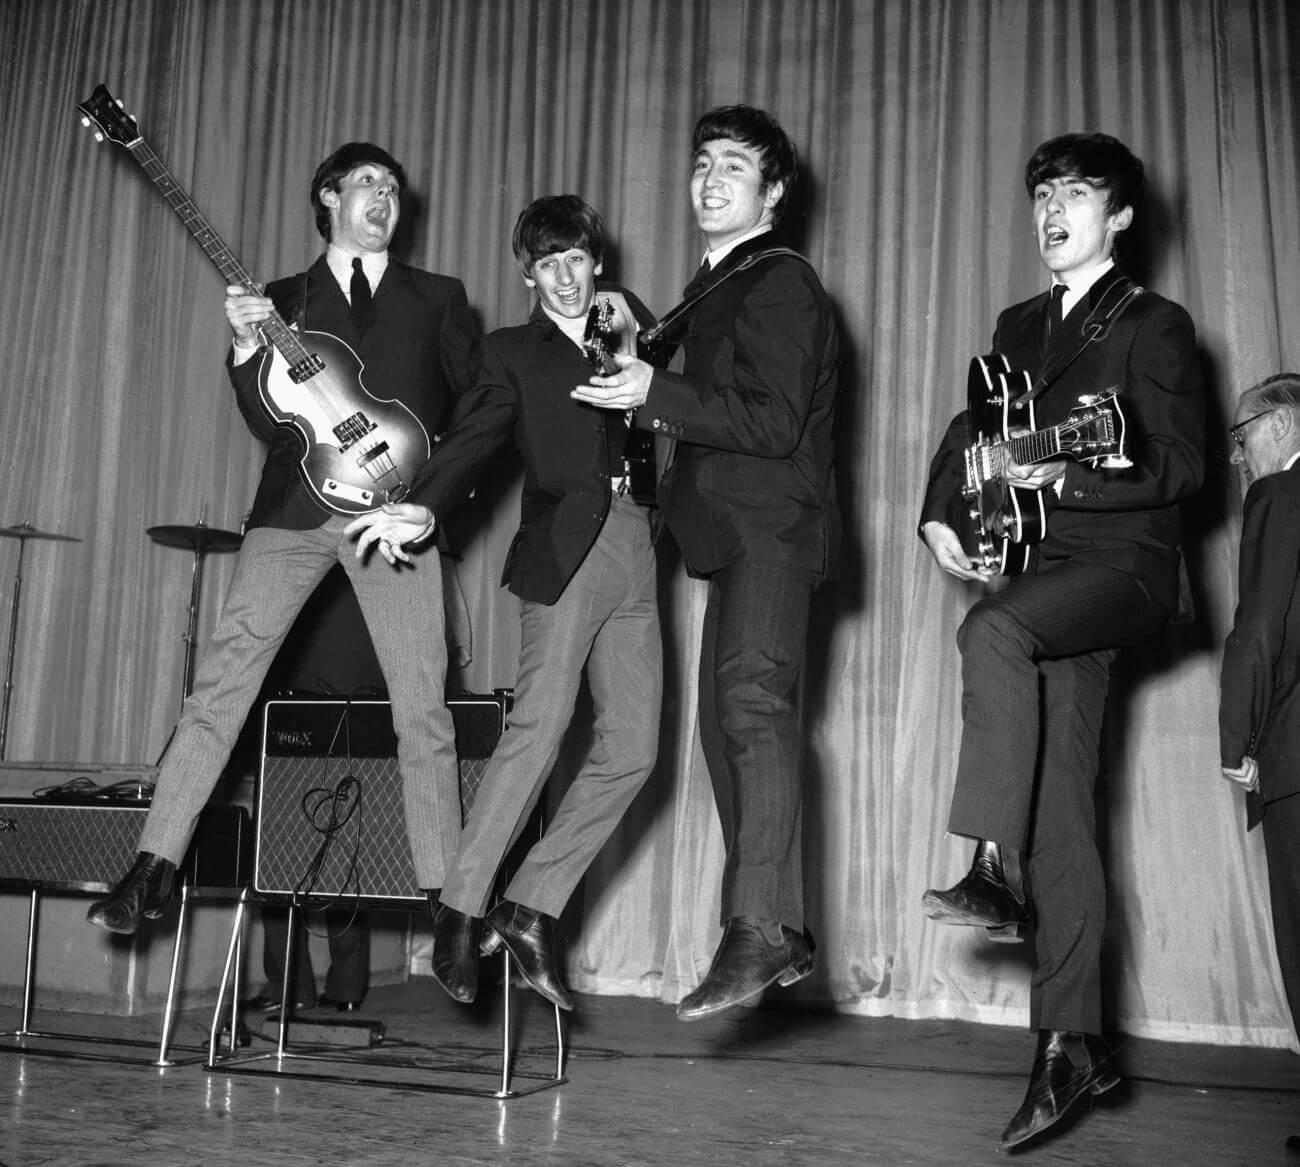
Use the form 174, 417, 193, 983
652, 418, 662, 429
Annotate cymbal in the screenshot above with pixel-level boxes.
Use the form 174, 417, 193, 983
147, 523, 243, 553
0, 521, 81, 543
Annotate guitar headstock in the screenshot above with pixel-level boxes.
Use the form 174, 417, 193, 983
77, 84, 141, 147
1061, 390, 1124, 464
582, 298, 618, 375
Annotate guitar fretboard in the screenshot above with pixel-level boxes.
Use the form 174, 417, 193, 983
127, 141, 309, 369
1005, 429, 1063, 467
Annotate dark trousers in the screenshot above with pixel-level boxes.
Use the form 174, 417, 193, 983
948, 558, 1167, 1034
1262, 791, 1300, 1039
260, 908, 369, 1005
698, 558, 816, 931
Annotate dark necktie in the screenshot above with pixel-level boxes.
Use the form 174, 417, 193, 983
683, 257, 713, 298
1048, 283, 1068, 340
350, 257, 372, 328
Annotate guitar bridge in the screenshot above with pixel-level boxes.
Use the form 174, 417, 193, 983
357, 440, 391, 468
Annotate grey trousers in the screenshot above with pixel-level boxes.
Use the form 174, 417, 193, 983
441, 496, 661, 919
139, 519, 460, 889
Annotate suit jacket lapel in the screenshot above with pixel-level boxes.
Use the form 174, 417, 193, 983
682, 229, 781, 298
1041, 265, 1129, 365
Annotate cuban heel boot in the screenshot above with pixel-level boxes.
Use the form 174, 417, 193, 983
1001, 1029, 1120, 1148
427, 891, 482, 1004
921, 839, 1030, 940
86, 851, 177, 935
480, 900, 573, 1011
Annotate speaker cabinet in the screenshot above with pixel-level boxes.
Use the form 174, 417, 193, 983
0, 798, 249, 892
254, 695, 508, 904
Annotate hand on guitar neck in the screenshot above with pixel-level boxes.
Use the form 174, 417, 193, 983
1001, 430, 1067, 491
225, 284, 274, 355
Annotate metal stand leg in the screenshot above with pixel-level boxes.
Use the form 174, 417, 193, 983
207, 889, 250, 1065
552, 995, 565, 1081
276, 903, 299, 1057
6, 889, 41, 1038
0, 885, 217, 1067
498, 947, 513, 1097
19, 889, 37, 1034
201, 897, 566, 1097
154, 883, 191, 1066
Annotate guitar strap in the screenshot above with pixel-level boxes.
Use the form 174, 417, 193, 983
636, 247, 813, 354
1014, 275, 1144, 406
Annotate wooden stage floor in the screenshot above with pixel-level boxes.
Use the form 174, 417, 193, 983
1, 983, 1297, 1166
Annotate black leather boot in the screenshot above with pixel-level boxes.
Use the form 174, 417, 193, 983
676, 917, 816, 1021
86, 852, 177, 935
427, 891, 481, 1004
922, 839, 1030, 938
1001, 1029, 1120, 1148
480, 900, 573, 1011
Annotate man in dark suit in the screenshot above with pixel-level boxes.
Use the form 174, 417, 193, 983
573, 106, 840, 1021
88, 144, 478, 980
1220, 372, 1300, 1053
348, 195, 661, 1010
918, 133, 1205, 1148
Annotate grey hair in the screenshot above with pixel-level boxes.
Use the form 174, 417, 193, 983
1241, 372, 1300, 413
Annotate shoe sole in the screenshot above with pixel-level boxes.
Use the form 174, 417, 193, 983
922, 891, 1028, 936
86, 908, 137, 936
676, 950, 817, 1023
85, 898, 171, 936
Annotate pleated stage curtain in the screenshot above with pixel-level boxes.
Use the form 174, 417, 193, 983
0, 0, 1296, 1047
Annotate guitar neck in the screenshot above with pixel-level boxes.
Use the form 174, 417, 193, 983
126, 139, 307, 364
1004, 427, 1065, 467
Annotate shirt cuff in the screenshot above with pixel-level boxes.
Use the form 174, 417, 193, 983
231, 336, 262, 365
407, 513, 438, 548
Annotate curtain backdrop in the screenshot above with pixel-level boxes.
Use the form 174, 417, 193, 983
1, 0, 1296, 1048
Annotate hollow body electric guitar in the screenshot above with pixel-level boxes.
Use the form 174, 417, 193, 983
77, 84, 429, 516
582, 297, 656, 506
948, 353, 1130, 575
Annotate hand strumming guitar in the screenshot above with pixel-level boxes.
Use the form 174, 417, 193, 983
572, 351, 652, 411
922, 520, 995, 582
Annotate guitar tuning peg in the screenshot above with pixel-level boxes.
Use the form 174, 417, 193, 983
80, 116, 89, 127
94, 132, 104, 142
1077, 394, 1098, 405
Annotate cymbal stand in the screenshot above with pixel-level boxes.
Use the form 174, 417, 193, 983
178, 533, 208, 711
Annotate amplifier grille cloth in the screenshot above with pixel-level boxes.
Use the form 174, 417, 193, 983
254, 698, 502, 902
0, 804, 141, 887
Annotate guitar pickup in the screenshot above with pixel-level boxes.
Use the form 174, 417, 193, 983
288, 353, 327, 383
333, 412, 376, 451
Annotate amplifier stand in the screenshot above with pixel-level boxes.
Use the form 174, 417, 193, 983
205, 894, 567, 1098
0, 882, 245, 1067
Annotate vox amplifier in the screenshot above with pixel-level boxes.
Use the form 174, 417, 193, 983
0, 797, 250, 893
254, 694, 509, 904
